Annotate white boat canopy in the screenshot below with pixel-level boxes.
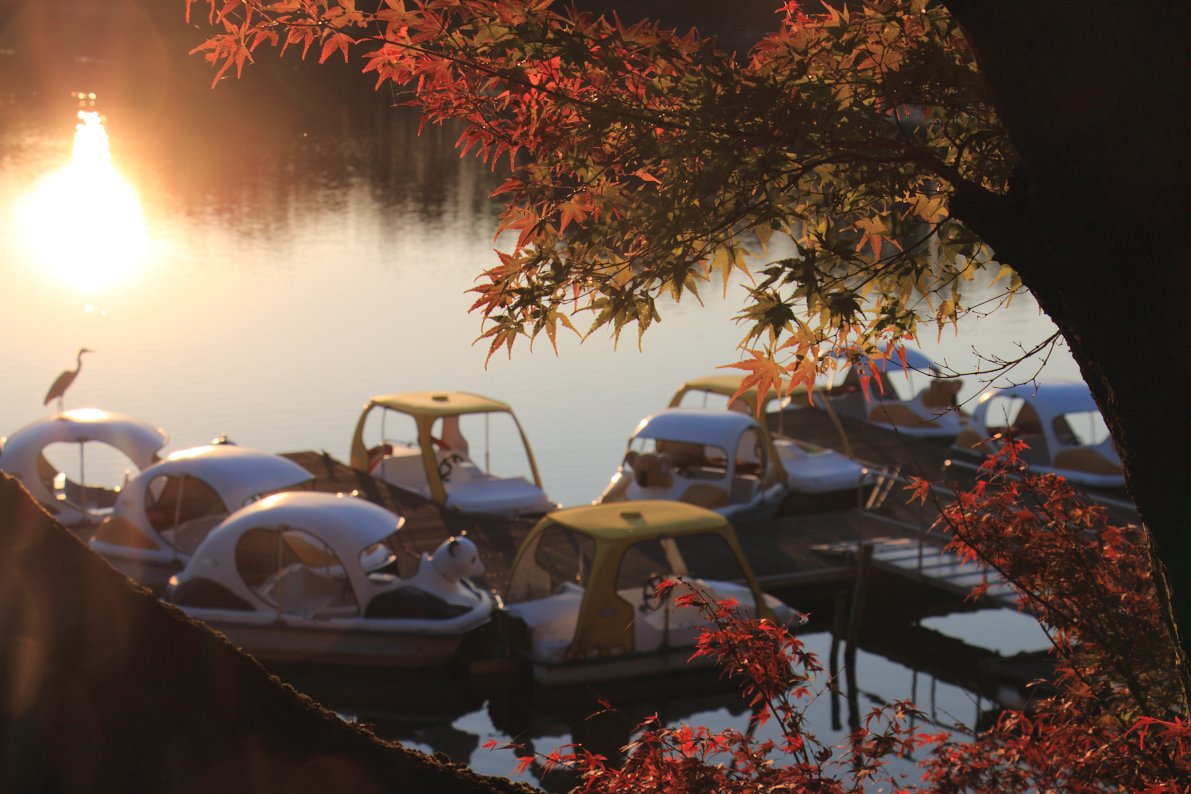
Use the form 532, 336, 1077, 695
149, 445, 314, 510
956, 381, 1122, 488
0, 409, 168, 527
630, 409, 762, 451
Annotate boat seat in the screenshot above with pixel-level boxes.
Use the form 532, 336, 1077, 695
374, 448, 431, 494
633, 452, 674, 489
677, 483, 731, 510
920, 379, 963, 409
869, 402, 940, 429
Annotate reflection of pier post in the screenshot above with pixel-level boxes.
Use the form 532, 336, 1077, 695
843, 543, 874, 733
829, 588, 848, 731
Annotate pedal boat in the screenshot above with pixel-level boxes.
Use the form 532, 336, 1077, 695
164, 491, 494, 667
0, 409, 167, 531
670, 375, 874, 503
88, 444, 315, 592
814, 349, 970, 440
349, 391, 558, 517
950, 383, 1124, 490
596, 408, 788, 522
504, 501, 803, 686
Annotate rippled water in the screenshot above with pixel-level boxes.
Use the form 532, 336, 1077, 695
0, 3, 1065, 785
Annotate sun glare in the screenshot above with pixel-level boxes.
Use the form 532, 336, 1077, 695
15, 108, 149, 291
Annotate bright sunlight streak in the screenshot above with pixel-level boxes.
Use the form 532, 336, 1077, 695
15, 108, 148, 291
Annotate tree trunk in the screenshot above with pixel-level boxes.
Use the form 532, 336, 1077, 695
944, 0, 1191, 705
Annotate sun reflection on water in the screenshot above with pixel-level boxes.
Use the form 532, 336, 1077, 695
15, 108, 148, 291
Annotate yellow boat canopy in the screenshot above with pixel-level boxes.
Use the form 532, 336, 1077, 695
367, 391, 513, 418
508, 501, 774, 661
349, 391, 542, 504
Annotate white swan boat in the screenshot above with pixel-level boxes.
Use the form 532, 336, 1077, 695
596, 408, 788, 522
669, 375, 874, 504
88, 443, 315, 592
349, 391, 558, 517
504, 501, 803, 686
165, 491, 494, 667
951, 382, 1124, 490
0, 409, 168, 531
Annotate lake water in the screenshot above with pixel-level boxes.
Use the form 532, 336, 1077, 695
0, 6, 1064, 787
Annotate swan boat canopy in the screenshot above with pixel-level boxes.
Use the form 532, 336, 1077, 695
349, 391, 558, 517
0, 409, 168, 530
505, 500, 804, 686
669, 375, 874, 501
952, 382, 1123, 490
88, 443, 315, 592
165, 491, 494, 667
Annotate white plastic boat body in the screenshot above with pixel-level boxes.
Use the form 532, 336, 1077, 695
953, 383, 1124, 489
597, 408, 787, 522
165, 492, 493, 667
668, 375, 874, 504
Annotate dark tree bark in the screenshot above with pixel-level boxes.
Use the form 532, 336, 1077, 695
943, 0, 1191, 704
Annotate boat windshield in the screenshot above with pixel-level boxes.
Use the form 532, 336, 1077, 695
1053, 410, 1111, 447
235, 526, 361, 618
615, 533, 753, 606
145, 474, 229, 554
507, 525, 596, 603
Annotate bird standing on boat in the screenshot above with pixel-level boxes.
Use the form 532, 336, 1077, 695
45, 348, 93, 412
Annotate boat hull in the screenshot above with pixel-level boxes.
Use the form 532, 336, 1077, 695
189, 612, 479, 668
531, 647, 716, 687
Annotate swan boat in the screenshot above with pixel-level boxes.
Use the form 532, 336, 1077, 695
0, 409, 168, 532
165, 491, 494, 667
88, 443, 315, 592
669, 375, 875, 506
950, 382, 1124, 491
504, 501, 804, 686
349, 391, 558, 517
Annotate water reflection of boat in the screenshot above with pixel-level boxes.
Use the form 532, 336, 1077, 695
669, 375, 875, 509
349, 392, 559, 518
88, 443, 315, 592
165, 491, 494, 666
504, 501, 803, 686
950, 382, 1124, 490
0, 409, 167, 532
596, 408, 788, 521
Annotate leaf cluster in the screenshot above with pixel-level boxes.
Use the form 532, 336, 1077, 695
910, 443, 1189, 794
189, 0, 1021, 395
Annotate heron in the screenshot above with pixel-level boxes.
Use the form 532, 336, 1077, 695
45, 348, 93, 412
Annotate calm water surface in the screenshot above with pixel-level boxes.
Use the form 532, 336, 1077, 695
0, 13, 1064, 786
